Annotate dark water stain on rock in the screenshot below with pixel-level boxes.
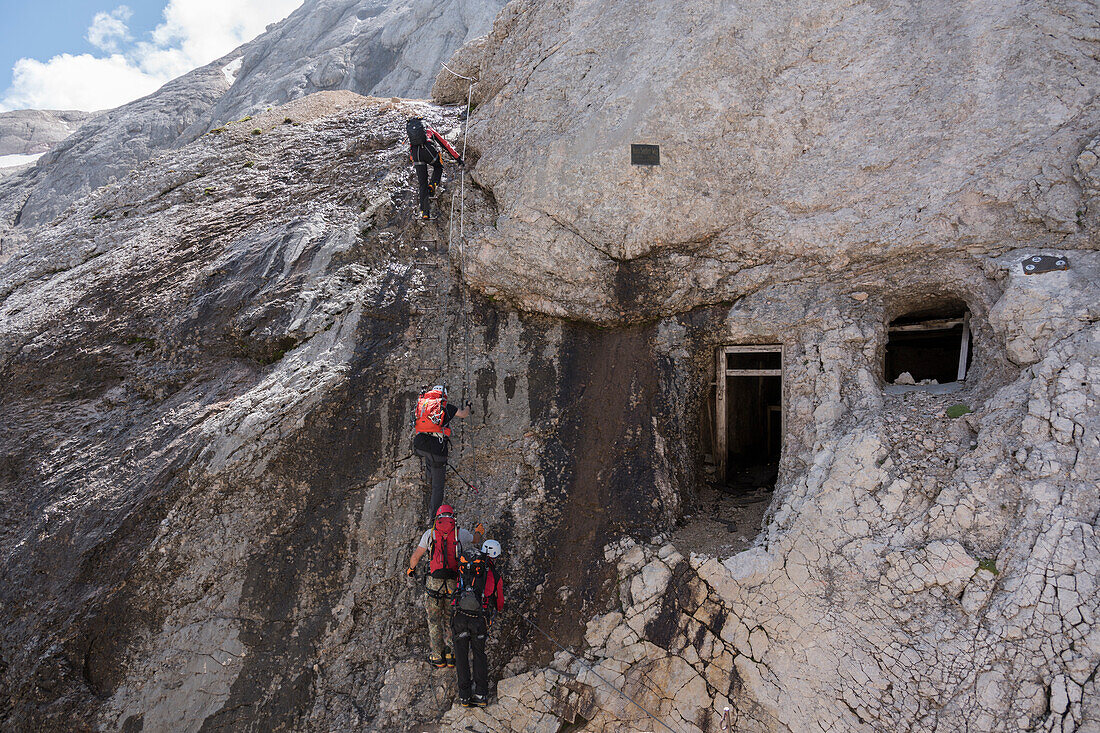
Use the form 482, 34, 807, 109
476, 363, 497, 418
644, 560, 691, 650
520, 322, 676, 658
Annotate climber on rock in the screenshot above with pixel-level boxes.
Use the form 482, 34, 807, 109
407, 504, 478, 668
451, 539, 504, 707
406, 117, 463, 221
413, 385, 470, 521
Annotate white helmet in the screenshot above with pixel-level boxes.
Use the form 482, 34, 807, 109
480, 539, 501, 558
432, 384, 446, 395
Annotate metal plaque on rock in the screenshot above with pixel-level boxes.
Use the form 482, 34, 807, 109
631, 144, 660, 166
1021, 255, 1069, 275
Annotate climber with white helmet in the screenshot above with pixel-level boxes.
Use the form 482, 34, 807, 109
451, 538, 505, 707
413, 384, 470, 522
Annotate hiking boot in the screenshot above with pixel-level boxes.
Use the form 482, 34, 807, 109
459, 695, 475, 708
444, 650, 455, 668
419, 211, 431, 221
428, 653, 447, 668
472, 693, 488, 707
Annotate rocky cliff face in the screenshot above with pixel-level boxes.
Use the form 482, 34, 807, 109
0, 0, 504, 230
0, 92, 689, 731
448, 0, 1099, 323
197, 0, 506, 127
422, 0, 1100, 729
1, 0, 1099, 731
0, 110, 94, 177
0, 109, 94, 159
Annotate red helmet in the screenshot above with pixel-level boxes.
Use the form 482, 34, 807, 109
436, 504, 455, 518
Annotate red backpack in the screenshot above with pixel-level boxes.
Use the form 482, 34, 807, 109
415, 389, 450, 437
428, 512, 459, 579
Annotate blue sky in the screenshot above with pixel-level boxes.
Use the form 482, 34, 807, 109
0, 0, 303, 112
0, 1, 163, 84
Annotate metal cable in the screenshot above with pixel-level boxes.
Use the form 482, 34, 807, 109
438, 62, 480, 490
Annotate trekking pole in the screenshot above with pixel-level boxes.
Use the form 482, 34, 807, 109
448, 462, 479, 490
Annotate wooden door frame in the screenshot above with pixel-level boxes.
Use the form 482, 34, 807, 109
715, 344, 784, 481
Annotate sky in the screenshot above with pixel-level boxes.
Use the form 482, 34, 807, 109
0, 0, 304, 113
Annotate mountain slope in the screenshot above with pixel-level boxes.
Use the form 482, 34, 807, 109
0, 0, 504, 231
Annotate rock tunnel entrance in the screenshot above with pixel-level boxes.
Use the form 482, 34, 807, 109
715, 345, 783, 491
677, 344, 784, 557
885, 302, 972, 386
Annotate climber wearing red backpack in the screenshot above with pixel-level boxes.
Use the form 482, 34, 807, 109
451, 539, 504, 707
407, 117, 463, 221
406, 505, 481, 668
413, 385, 470, 521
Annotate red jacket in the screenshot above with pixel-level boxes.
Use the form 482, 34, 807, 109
483, 562, 504, 613
425, 127, 462, 162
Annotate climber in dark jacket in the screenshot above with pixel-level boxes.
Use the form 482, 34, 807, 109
407, 117, 463, 220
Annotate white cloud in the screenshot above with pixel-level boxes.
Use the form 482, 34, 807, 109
87, 6, 133, 53
3, 54, 165, 112
1, 0, 304, 112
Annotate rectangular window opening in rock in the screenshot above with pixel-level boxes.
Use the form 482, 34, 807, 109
714, 345, 784, 491
886, 307, 973, 387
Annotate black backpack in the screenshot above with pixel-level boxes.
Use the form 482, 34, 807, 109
406, 117, 429, 146
453, 554, 489, 615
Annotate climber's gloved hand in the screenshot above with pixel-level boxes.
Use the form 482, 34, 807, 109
406, 566, 416, 579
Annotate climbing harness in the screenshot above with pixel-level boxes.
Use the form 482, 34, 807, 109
518, 614, 681, 733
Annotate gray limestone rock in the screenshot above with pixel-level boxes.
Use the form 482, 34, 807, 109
198, 0, 506, 128
0, 110, 94, 156
1, 0, 1099, 730
0, 0, 506, 231
8, 62, 234, 227
0, 93, 689, 731
458, 0, 1100, 323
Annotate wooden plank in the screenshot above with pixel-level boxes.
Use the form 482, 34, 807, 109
957, 312, 971, 381
716, 347, 727, 482
722, 345, 783, 352
704, 385, 717, 463
888, 318, 963, 332
725, 369, 783, 377
780, 344, 786, 461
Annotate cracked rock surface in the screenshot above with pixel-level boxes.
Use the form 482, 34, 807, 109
1, 0, 1099, 730
443, 253, 1100, 732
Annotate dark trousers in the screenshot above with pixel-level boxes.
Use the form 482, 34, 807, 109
415, 447, 447, 520
452, 612, 488, 698
412, 144, 442, 217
